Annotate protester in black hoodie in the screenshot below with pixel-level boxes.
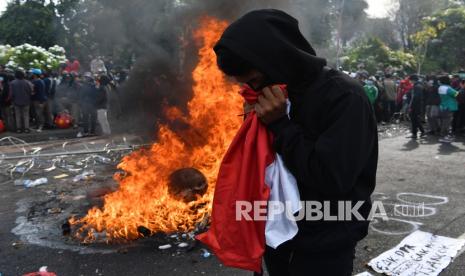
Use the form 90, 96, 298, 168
78, 72, 98, 136
214, 9, 378, 276
406, 75, 426, 139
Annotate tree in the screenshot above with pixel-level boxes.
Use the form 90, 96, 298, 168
342, 37, 416, 74
391, 0, 459, 50
412, 7, 465, 72
0, 0, 61, 48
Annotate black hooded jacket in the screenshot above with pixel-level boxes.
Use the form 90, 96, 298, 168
215, 9, 378, 251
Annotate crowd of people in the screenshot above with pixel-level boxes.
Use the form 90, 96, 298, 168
1, 56, 465, 144
0, 56, 128, 138
354, 68, 465, 143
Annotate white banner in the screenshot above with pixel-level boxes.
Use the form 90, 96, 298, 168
368, 230, 465, 276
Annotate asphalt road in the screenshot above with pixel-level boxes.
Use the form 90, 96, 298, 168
0, 132, 464, 276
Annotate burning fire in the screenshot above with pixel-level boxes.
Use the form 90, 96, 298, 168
72, 17, 243, 242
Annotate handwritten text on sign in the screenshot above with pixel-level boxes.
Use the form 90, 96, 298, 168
368, 231, 465, 276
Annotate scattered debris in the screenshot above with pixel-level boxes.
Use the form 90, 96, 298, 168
25, 178, 49, 188
200, 248, 211, 258
73, 170, 96, 182
54, 174, 69, 179
14, 178, 49, 188
14, 179, 26, 186
158, 244, 172, 250
178, 242, 189, 248
12, 241, 22, 249
44, 163, 57, 172
93, 155, 112, 164
47, 208, 62, 214
14, 166, 27, 173
72, 195, 86, 201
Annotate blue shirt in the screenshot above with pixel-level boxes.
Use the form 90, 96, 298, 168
31, 78, 47, 102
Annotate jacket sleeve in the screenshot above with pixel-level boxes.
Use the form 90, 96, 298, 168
268, 90, 376, 197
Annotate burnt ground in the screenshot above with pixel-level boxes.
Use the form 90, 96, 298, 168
0, 124, 464, 276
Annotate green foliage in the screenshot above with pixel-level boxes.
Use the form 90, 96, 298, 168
412, 7, 465, 72
0, 0, 61, 48
342, 37, 416, 74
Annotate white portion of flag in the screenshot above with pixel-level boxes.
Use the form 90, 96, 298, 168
264, 153, 301, 249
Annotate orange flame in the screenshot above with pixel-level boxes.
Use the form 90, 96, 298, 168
72, 17, 243, 242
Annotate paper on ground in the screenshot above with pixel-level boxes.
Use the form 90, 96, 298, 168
368, 230, 465, 276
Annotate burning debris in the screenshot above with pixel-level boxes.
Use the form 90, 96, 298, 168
168, 168, 208, 203
68, 17, 243, 243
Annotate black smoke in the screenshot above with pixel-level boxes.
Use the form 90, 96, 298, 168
69, 0, 319, 139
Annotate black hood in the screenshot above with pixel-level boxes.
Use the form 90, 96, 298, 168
214, 9, 327, 85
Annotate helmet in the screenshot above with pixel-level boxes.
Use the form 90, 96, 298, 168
54, 112, 73, 129
31, 68, 42, 75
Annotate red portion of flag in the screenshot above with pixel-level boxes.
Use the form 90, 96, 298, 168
196, 86, 276, 273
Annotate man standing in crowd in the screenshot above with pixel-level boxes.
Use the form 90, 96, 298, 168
424, 76, 441, 135
452, 79, 465, 134
65, 57, 81, 74
438, 75, 459, 143
95, 75, 111, 135
56, 72, 80, 128
406, 75, 425, 139
78, 72, 98, 137
382, 74, 397, 122
0, 65, 15, 131
30, 69, 47, 132
90, 56, 107, 75
10, 70, 33, 133
42, 71, 56, 128
364, 77, 379, 106
397, 76, 413, 115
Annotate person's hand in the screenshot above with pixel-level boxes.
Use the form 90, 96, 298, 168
243, 102, 255, 114
255, 85, 287, 125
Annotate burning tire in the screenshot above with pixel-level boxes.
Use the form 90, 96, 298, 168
168, 168, 208, 202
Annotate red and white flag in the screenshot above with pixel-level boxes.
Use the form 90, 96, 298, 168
196, 86, 301, 273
